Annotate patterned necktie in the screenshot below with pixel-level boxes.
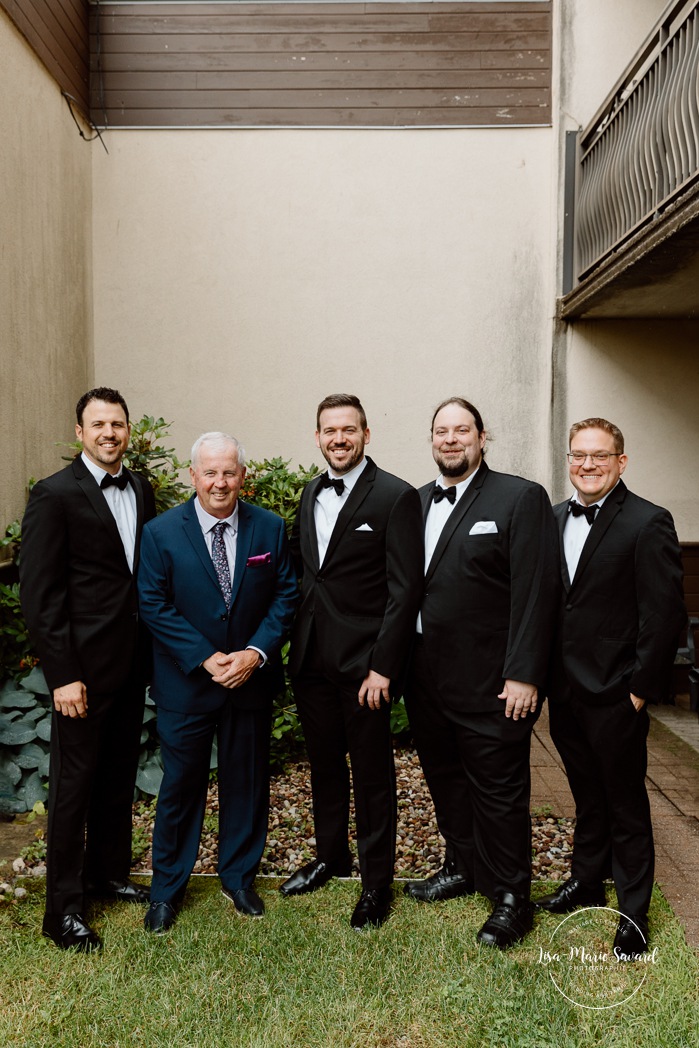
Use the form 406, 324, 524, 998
432, 485, 456, 504
101, 472, 129, 491
211, 521, 232, 605
569, 501, 599, 526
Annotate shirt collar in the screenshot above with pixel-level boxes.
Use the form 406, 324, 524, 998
327, 455, 368, 492
194, 497, 239, 535
569, 480, 620, 510
81, 451, 125, 486
436, 469, 478, 498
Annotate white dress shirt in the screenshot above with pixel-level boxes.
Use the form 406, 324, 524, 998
563, 484, 618, 581
314, 456, 368, 565
417, 471, 478, 633
194, 497, 239, 569
81, 452, 137, 572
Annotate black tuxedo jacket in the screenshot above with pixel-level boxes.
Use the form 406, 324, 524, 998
288, 457, 423, 686
549, 481, 686, 706
417, 460, 559, 713
20, 456, 156, 693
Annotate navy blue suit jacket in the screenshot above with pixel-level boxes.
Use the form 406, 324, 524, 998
138, 496, 298, 714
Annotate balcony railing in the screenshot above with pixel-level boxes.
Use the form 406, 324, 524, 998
572, 0, 699, 283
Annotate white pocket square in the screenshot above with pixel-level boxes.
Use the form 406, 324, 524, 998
355, 523, 373, 531
469, 520, 498, 535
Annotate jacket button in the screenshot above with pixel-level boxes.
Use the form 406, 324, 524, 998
565, 604, 572, 611
220, 614, 227, 621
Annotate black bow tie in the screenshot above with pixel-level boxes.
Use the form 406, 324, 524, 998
432, 485, 456, 505
320, 473, 345, 496
101, 472, 129, 491
569, 500, 599, 525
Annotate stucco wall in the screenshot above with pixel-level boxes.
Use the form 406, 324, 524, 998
0, 12, 92, 538
559, 320, 699, 539
91, 128, 554, 489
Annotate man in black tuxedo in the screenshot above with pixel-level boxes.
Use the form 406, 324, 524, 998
403, 397, 558, 949
279, 394, 423, 929
537, 418, 685, 957
20, 387, 156, 952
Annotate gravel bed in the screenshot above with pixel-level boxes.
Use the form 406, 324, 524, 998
129, 746, 573, 881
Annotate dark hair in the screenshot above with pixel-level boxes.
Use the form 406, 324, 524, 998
316, 394, 367, 431
569, 417, 624, 454
76, 387, 130, 426
430, 397, 485, 436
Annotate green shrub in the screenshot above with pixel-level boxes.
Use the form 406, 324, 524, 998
0, 668, 51, 816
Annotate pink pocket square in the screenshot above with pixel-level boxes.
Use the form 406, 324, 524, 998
247, 552, 272, 567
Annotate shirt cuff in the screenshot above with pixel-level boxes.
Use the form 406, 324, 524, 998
246, 646, 267, 667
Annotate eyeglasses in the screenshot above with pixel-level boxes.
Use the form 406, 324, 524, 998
567, 452, 621, 465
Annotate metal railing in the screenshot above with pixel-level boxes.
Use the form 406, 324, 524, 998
574, 0, 699, 280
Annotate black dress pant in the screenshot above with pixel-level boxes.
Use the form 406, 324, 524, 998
405, 639, 538, 901
548, 693, 653, 917
45, 673, 145, 915
293, 666, 396, 890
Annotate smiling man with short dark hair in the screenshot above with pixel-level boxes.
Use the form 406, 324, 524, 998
21, 387, 156, 952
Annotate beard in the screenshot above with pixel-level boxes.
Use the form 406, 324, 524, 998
321, 442, 365, 475
433, 449, 472, 478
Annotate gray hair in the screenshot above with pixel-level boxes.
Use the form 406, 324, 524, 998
191, 431, 246, 470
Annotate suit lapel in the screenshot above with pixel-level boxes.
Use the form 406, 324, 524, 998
321, 458, 376, 565
230, 502, 254, 607
569, 482, 627, 590
424, 461, 487, 585
125, 467, 146, 574
302, 476, 322, 573
72, 458, 128, 567
555, 502, 572, 592
181, 497, 221, 593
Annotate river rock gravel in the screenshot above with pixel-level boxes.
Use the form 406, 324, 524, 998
129, 746, 573, 881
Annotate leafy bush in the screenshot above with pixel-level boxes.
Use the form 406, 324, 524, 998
0, 668, 51, 816
243, 457, 319, 537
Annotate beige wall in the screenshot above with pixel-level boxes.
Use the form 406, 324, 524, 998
91, 129, 555, 489
0, 12, 92, 539
556, 320, 699, 539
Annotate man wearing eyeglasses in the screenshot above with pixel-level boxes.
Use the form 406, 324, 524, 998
538, 417, 685, 958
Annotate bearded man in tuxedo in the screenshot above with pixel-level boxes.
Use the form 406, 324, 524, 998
279, 394, 423, 929
403, 397, 558, 950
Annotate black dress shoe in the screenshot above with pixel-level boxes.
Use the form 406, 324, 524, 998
614, 915, 649, 958
351, 886, 392, 930
222, 887, 265, 917
535, 878, 606, 914
279, 858, 352, 897
477, 892, 533, 950
87, 879, 150, 905
144, 901, 178, 934
403, 860, 474, 903
42, 913, 102, 952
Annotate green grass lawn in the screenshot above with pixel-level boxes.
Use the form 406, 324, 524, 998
1, 878, 697, 1048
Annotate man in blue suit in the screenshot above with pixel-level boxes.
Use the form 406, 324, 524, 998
137, 431, 297, 932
